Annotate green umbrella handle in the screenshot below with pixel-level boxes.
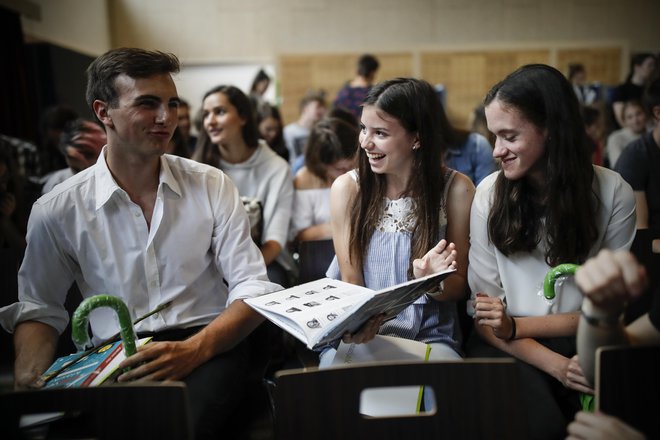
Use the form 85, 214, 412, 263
543, 264, 580, 300
72, 295, 137, 357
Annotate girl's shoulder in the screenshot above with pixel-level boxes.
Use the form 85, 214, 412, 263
295, 167, 333, 190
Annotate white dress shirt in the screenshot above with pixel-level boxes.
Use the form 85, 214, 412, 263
0, 148, 281, 343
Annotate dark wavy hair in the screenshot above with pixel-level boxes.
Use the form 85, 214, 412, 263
484, 64, 598, 266
192, 85, 259, 167
349, 77, 449, 278
86, 47, 180, 110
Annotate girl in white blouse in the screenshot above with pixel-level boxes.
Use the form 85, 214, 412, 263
468, 64, 636, 440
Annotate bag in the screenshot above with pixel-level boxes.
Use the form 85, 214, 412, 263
241, 196, 263, 245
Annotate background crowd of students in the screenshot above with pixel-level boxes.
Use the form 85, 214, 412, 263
0, 49, 658, 440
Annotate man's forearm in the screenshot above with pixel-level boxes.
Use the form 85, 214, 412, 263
185, 300, 265, 365
13, 321, 59, 389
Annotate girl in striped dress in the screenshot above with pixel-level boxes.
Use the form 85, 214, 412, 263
323, 77, 475, 363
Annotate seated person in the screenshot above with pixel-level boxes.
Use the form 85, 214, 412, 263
567, 249, 659, 440
256, 103, 289, 162
325, 77, 474, 363
605, 100, 647, 168
283, 91, 327, 167
41, 119, 106, 194
440, 101, 496, 186
468, 64, 636, 440
291, 117, 358, 242
0, 48, 281, 440
193, 85, 294, 287
615, 78, 660, 229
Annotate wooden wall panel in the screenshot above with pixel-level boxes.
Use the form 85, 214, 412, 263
279, 53, 412, 124
280, 47, 619, 129
421, 50, 550, 127
556, 48, 623, 85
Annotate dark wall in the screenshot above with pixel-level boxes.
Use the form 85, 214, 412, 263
26, 42, 96, 130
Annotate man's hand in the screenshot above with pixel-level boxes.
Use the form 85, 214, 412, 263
560, 355, 594, 394
575, 249, 647, 317
567, 410, 644, 440
117, 338, 204, 382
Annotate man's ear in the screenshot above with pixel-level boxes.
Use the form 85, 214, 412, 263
93, 100, 113, 128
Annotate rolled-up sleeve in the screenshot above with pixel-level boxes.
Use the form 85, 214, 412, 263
0, 202, 74, 334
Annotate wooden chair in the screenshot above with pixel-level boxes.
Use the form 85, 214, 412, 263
297, 239, 335, 284
596, 344, 660, 440
274, 359, 527, 440
627, 228, 660, 323
0, 382, 193, 439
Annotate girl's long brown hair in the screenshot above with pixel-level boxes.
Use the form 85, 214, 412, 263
349, 78, 451, 278
484, 64, 599, 266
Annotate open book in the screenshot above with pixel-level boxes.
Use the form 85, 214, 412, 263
41, 337, 151, 388
244, 268, 454, 350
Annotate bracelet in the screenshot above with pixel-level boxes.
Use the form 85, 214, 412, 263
507, 316, 517, 341
581, 309, 622, 328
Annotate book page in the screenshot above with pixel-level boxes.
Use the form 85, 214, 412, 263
314, 269, 455, 348
246, 269, 454, 350
245, 278, 374, 346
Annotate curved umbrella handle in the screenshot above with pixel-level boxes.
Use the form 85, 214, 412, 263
72, 295, 137, 357
543, 264, 579, 300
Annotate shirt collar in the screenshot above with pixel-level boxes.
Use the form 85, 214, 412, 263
94, 148, 182, 210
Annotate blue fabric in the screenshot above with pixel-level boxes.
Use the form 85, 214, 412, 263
326, 174, 462, 353
445, 132, 496, 186
292, 154, 305, 176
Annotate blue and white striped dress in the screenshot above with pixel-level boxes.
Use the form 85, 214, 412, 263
326, 169, 462, 356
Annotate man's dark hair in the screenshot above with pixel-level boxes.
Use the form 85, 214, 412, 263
567, 63, 585, 81
85, 47, 180, 110
357, 54, 380, 77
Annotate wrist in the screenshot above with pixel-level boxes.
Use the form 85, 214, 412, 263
581, 299, 624, 328
507, 316, 517, 341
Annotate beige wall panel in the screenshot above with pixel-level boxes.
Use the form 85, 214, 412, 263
556, 48, 623, 85
279, 53, 413, 124
421, 50, 551, 127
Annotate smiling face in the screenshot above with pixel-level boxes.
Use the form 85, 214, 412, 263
359, 105, 417, 182
486, 99, 547, 186
101, 73, 179, 159
622, 102, 648, 134
202, 92, 246, 147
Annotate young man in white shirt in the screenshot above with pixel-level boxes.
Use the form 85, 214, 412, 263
0, 47, 280, 439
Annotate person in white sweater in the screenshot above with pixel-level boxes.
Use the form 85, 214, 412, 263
193, 85, 294, 286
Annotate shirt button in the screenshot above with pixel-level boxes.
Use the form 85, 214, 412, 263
134, 211, 140, 217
